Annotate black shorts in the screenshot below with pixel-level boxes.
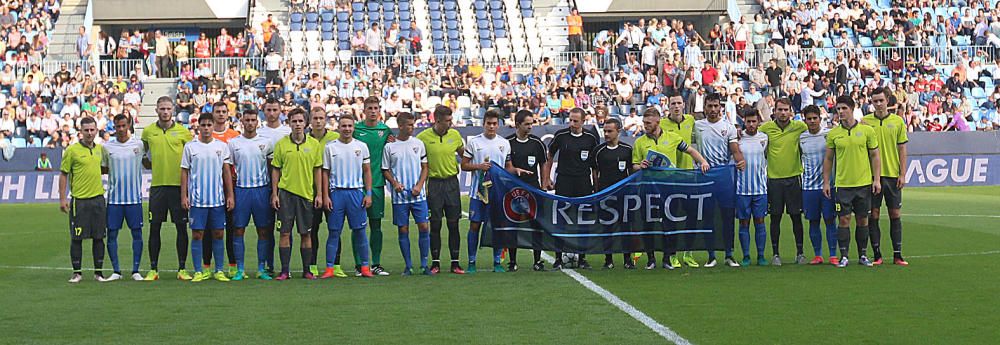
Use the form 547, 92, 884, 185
311, 206, 328, 232
277, 189, 313, 234
555, 175, 594, 197
767, 176, 803, 215
70, 196, 107, 240
427, 177, 462, 221
872, 177, 902, 209
149, 186, 188, 224
835, 186, 872, 218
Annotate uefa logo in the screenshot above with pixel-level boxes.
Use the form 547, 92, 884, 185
503, 188, 537, 223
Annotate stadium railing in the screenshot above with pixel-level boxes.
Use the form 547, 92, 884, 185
14, 59, 145, 79
179, 57, 266, 77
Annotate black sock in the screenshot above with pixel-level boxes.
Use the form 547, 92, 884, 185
791, 215, 804, 255
175, 222, 189, 269
334, 239, 342, 265
646, 251, 656, 264
430, 219, 442, 260
71, 239, 83, 271
605, 254, 613, 264
890, 218, 902, 257
201, 232, 212, 266
226, 226, 236, 265
837, 226, 851, 258
870, 218, 882, 258
149, 222, 161, 270
855, 224, 869, 257
769, 214, 782, 256
279, 247, 292, 274
446, 219, 460, 261
301, 247, 312, 274
624, 253, 633, 265
509, 248, 517, 265
92, 239, 105, 271
533, 249, 541, 263
554, 252, 563, 263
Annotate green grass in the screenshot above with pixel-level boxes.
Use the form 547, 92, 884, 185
1, 187, 998, 344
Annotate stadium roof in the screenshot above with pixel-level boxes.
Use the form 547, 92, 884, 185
577, 0, 726, 16
92, 0, 249, 25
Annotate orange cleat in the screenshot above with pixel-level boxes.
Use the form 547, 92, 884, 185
320, 267, 336, 279
829, 256, 840, 266
872, 258, 884, 266
809, 256, 824, 265
894, 257, 909, 266
359, 266, 374, 277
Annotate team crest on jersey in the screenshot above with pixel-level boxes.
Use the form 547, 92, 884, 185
412, 147, 420, 154
580, 150, 589, 160
379, 130, 386, 137
855, 132, 863, 137
618, 160, 626, 171
215, 150, 222, 157
259, 144, 266, 152
721, 129, 729, 137
354, 149, 361, 157
503, 188, 537, 223
133, 148, 141, 155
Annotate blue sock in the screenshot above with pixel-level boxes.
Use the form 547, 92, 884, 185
808, 220, 823, 257
326, 228, 342, 268
754, 222, 767, 258
107, 228, 121, 273
352, 228, 370, 266
467, 230, 479, 264
266, 238, 276, 270
493, 246, 502, 265
418, 231, 430, 268
192, 236, 204, 273
212, 237, 224, 272
257, 237, 267, 272
825, 220, 838, 256
234, 236, 245, 271
738, 223, 750, 258
399, 230, 412, 269
130, 228, 143, 273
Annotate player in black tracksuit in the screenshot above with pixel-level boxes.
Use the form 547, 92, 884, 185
543, 108, 598, 270
507, 110, 548, 271
592, 118, 636, 269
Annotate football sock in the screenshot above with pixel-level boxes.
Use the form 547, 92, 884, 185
533, 249, 542, 263
351, 229, 362, 266
352, 228, 371, 267
212, 237, 224, 272
300, 247, 312, 274
418, 230, 430, 268
265, 238, 275, 270
467, 229, 479, 264
429, 218, 442, 260
555, 252, 563, 263
446, 219, 461, 261
130, 228, 143, 273
738, 223, 750, 257
149, 222, 161, 270
855, 224, 869, 257
226, 226, 236, 265
399, 229, 412, 269
825, 219, 838, 257
808, 220, 823, 257
202, 234, 212, 266
334, 239, 342, 265
890, 218, 903, 257
256, 237, 268, 272
175, 222, 189, 269
706, 231, 717, 260
754, 222, 767, 258
605, 254, 613, 265
279, 246, 291, 274
769, 214, 782, 256
191, 236, 204, 273
509, 248, 518, 265
370, 220, 383, 265
870, 217, 882, 258
92, 238, 105, 271
493, 245, 503, 264
309, 227, 320, 267
326, 228, 343, 268
107, 228, 121, 273
722, 209, 735, 258
837, 226, 851, 258
791, 215, 804, 255
70, 239, 82, 271
234, 235, 245, 271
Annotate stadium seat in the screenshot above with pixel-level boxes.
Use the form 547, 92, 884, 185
521, 8, 533, 17
428, 1, 440, 11
449, 40, 461, 50
368, 2, 380, 11
400, 11, 411, 22
305, 21, 319, 31
519, 0, 532, 9
972, 87, 987, 99
322, 23, 335, 32
489, 0, 502, 9
445, 10, 458, 20
385, 11, 396, 21
369, 11, 381, 23
433, 40, 445, 50
491, 9, 503, 18
480, 39, 493, 48
321, 12, 334, 23
11, 138, 25, 148
432, 30, 444, 40
475, 10, 488, 21
447, 19, 458, 30
431, 20, 443, 30
322, 31, 335, 41
474, 0, 486, 10
495, 28, 507, 38
290, 12, 304, 23
337, 11, 349, 21
443, 1, 457, 11
353, 22, 365, 32
339, 41, 351, 50
399, 1, 411, 12
478, 19, 490, 29
290, 22, 303, 31
479, 29, 491, 38
447, 29, 459, 39
430, 9, 442, 19
383, 1, 395, 12
353, 11, 364, 21
352, 1, 364, 12
859, 36, 873, 47
338, 31, 350, 41
493, 19, 505, 29
337, 22, 349, 32
306, 12, 319, 23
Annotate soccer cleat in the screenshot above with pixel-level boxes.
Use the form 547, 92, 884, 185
105, 273, 122, 282
859, 256, 873, 267
508, 263, 518, 272
725, 257, 740, 267
302, 272, 317, 280
682, 253, 699, 267
309, 265, 320, 277
493, 263, 506, 273
274, 272, 290, 281
131, 273, 144, 281
829, 256, 840, 266
359, 266, 374, 277
371, 265, 390, 276
836, 257, 849, 268
320, 268, 336, 279
143, 270, 159, 281
704, 259, 717, 268
191, 271, 210, 282
430, 266, 441, 274
466, 263, 478, 274
872, 257, 884, 266
603, 261, 614, 269
645, 261, 656, 270
662, 260, 675, 270
669, 256, 681, 268
422, 266, 434, 276
532, 261, 545, 271
771, 255, 782, 266
228, 265, 238, 278
213, 271, 231, 282
332, 265, 348, 278
177, 270, 193, 281
740, 256, 751, 267
402, 267, 414, 276
809, 256, 825, 265
256, 271, 273, 280
231, 270, 245, 281
757, 256, 769, 266
552, 260, 564, 270
795, 254, 807, 265
894, 257, 909, 266
68, 273, 83, 283
624, 262, 636, 269
577, 259, 591, 269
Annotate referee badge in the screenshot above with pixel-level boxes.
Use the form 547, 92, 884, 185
618, 160, 626, 171
580, 150, 589, 160
527, 155, 536, 167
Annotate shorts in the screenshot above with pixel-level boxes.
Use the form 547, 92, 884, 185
468, 198, 489, 223
328, 188, 368, 231
189, 206, 226, 231
872, 177, 902, 209
767, 176, 803, 215
232, 186, 275, 228
736, 194, 768, 219
366, 186, 385, 219
107, 203, 144, 230
428, 177, 462, 221
802, 189, 836, 221
149, 186, 188, 224
555, 174, 594, 197
391, 201, 430, 227
69, 196, 107, 240
835, 186, 872, 218
277, 189, 313, 234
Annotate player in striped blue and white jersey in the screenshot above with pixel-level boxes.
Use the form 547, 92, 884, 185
102, 114, 145, 281
180, 113, 235, 282
320, 114, 374, 277
799, 105, 838, 265
736, 109, 769, 267
691, 93, 746, 268
228, 109, 276, 280
257, 98, 291, 146
461, 110, 527, 273
382, 112, 431, 275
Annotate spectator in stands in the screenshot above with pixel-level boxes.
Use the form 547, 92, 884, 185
351, 29, 368, 57
174, 38, 190, 71
76, 26, 91, 60
154, 30, 172, 77
217, 28, 234, 57
366, 23, 384, 57
194, 32, 211, 58
567, 8, 584, 51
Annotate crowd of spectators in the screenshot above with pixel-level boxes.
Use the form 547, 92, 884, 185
0, 0, 60, 64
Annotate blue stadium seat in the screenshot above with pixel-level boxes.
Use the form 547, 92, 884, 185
448, 40, 461, 50
322, 31, 335, 41
477, 19, 489, 28
339, 41, 351, 50
321, 12, 334, 23
337, 22, 349, 31
479, 29, 491, 38
399, 1, 411, 12
972, 87, 987, 99
430, 9, 442, 19
400, 11, 411, 22
11, 137, 25, 148
290, 22, 303, 31
444, 1, 456, 11
290, 12, 303, 23
338, 31, 350, 41
306, 12, 319, 23
337, 11, 349, 21
385, 11, 396, 21
306, 21, 319, 31
474, 0, 486, 10
383, 1, 395, 12
489, 0, 502, 9
428, 1, 440, 11
353, 11, 364, 21
353, 22, 365, 31
369, 11, 381, 23
431, 20, 443, 30
322, 23, 335, 32
608, 105, 620, 116
384, 19, 394, 29
475, 9, 488, 20
432, 30, 444, 40
433, 40, 445, 50
859, 36, 872, 47
447, 29, 459, 39
445, 10, 457, 20
400, 29, 411, 38
521, 8, 533, 17
368, 2, 380, 11
480, 39, 493, 48
492, 19, 505, 29
491, 9, 503, 18
446, 19, 458, 30
352, 1, 364, 12
495, 28, 507, 38
519, 0, 532, 9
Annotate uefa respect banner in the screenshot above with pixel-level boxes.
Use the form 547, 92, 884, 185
481, 164, 737, 254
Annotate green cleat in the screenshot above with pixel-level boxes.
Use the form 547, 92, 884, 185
227, 265, 238, 278
741, 256, 751, 267
682, 252, 700, 268
213, 271, 230, 282
332, 265, 348, 278
669, 255, 681, 268
309, 265, 319, 277
143, 270, 159, 281
493, 263, 506, 273
256, 271, 273, 280
191, 271, 210, 282
231, 269, 245, 281
467, 263, 478, 273
757, 256, 769, 266
177, 270, 194, 281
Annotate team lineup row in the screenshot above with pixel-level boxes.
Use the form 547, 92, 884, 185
57, 91, 909, 283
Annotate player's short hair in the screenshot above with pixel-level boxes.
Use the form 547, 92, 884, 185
242, 108, 258, 117
264, 97, 280, 106
213, 101, 227, 111
605, 117, 623, 130
287, 107, 307, 121
364, 96, 381, 106
112, 114, 130, 124
484, 109, 503, 122
338, 114, 356, 123
871, 87, 889, 99
741, 108, 760, 121
836, 95, 856, 109
514, 109, 534, 125
156, 96, 173, 105
433, 105, 452, 120
80, 116, 97, 127
310, 106, 327, 117
666, 89, 683, 99
397, 112, 414, 124
704, 92, 723, 104
802, 105, 822, 117
775, 97, 793, 108
642, 107, 661, 119
198, 113, 214, 124
568, 107, 585, 117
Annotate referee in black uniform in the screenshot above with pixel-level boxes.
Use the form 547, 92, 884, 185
543, 108, 598, 269
507, 110, 548, 271
592, 118, 635, 269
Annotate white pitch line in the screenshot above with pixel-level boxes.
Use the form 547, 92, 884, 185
902, 213, 1000, 218
907, 250, 1000, 259
540, 253, 691, 345
0, 265, 181, 272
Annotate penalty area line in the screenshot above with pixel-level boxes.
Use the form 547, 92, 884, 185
540, 252, 692, 345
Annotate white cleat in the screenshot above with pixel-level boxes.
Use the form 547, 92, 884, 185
94, 274, 109, 282
131, 273, 144, 281
703, 259, 717, 268
103, 273, 122, 282
68, 273, 83, 283
725, 258, 741, 267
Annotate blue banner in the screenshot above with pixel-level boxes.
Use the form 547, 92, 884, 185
481, 164, 736, 254
0, 172, 153, 203
903, 154, 999, 187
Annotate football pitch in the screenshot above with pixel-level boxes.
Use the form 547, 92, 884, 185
1, 186, 997, 344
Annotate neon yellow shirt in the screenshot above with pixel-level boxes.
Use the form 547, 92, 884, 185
61, 142, 105, 199
272, 135, 323, 200
632, 130, 689, 166
659, 114, 696, 169
826, 122, 879, 188
417, 128, 463, 179
862, 113, 908, 178
142, 122, 193, 186
759, 120, 807, 178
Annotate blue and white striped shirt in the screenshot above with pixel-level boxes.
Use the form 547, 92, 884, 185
180, 139, 231, 208
693, 118, 738, 167
257, 124, 291, 146
737, 130, 768, 196
102, 136, 144, 205
799, 128, 833, 190
323, 139, 370, 189
464, 133, 511, 201
382, 137, 428, 204
228, 134, 273, 188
